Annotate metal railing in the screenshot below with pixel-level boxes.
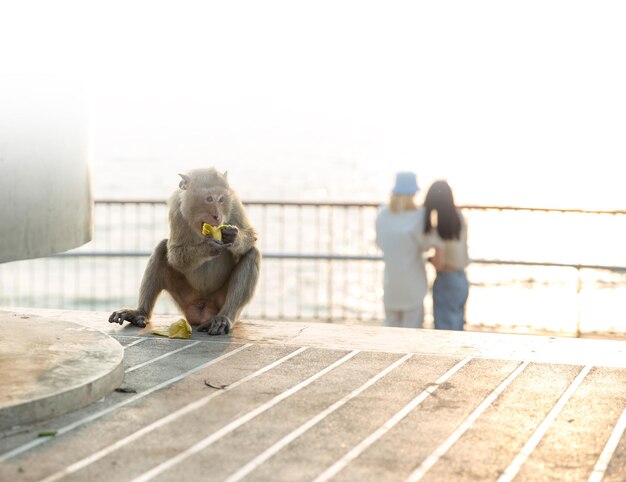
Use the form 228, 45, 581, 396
1, 200, 624, 337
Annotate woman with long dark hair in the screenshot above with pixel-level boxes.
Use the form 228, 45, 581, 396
424, 180, 469, 330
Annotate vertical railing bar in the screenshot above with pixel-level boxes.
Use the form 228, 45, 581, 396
315, 205, 321, 320
342, 206, 348, 321
152, 201, 159, 247
58, 257, 64, 309
357, 205, 364, 321
122, 203, 128, 309
27, 260, 32, 307
107, 202, 113, 311
260, 203, 268, 319
576, 265, 582, 337
28, 255, 35, 307
327, 205, 333, 321
44, 258, 50, 308
14, 256, 21, 307
5, 264, 11, 306
74, 255, 80, 310
6, 263, 12, 305
279, 204, 285, 319
135, 203, 141, 253
91, 249, 96, 310
296, 204, 303, 320
16, 261, 21, 306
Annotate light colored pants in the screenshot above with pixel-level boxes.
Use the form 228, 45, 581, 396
384, 305, 424, 329
433, 270, 469, 331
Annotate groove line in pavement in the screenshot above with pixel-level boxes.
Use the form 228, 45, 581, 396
588, 403, 626, 482
38, 346, 309, 482
123, 338, 148, 349
225, 353, 415, 482
497, 365, 592, 482
0, 343, 253, 463
131, 350, 361, 482
313, 356, 473, 482
125, 341, 201, 373
406, 361, 529, 482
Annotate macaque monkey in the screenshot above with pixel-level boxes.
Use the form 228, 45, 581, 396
109, 168, 261, 335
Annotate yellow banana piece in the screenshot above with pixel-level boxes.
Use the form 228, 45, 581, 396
152, 318, 192, 339
202, 223, 229, 241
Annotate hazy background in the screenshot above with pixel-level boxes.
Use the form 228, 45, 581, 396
1, 1, 625, 336
1, 0, 625, 209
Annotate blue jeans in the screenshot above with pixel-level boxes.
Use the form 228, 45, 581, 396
433, 270, 469, 331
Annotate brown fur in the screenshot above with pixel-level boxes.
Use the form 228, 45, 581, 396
109, 168, 261, 335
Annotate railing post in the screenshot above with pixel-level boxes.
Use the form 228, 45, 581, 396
576, 265, 582, 337
327, 261, 333, 321
327, 205, 333, 321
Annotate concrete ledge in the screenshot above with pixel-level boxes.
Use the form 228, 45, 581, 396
0, 311, 124, 430
232, 319, 626, 368
4, 307, 626, 369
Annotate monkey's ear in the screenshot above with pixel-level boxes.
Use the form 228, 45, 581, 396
178, 173, 191, 190
223, 170, 228, 180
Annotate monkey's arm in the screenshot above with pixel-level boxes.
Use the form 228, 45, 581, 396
222, 225, 257, 257
109, 239, 168, 327
167, 237, 229, 272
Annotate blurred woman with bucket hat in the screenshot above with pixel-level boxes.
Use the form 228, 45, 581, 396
375, 171, 432, 328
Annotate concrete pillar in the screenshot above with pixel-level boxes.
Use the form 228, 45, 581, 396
0, 76, 92, 262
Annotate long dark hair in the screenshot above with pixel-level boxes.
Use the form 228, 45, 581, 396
424, 180, 461, 240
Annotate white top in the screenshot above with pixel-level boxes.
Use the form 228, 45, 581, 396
375, 206, 433, 311
429, 209, 470, 271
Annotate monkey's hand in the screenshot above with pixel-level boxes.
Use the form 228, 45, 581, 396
220, 225, 238, 245
109, 309, 148, 328
197, 315, 232, 335
204, 237, 233, 257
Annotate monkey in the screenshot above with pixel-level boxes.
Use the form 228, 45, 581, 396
108, 168, 261, 335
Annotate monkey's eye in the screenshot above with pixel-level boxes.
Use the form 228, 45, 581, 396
218, 196, 224, 203
206, 196, 213, 202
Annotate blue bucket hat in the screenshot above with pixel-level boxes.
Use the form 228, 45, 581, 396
392, 171, 419, 194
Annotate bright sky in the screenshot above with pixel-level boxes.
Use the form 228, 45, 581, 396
1, 1, 625, 209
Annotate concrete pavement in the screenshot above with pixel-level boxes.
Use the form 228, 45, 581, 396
1, 308, 626, 481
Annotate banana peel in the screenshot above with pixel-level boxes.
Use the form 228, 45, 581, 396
152, 318, 192, 339
202, 223, 229, 241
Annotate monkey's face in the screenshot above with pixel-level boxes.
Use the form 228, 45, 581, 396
181, 188, 232, 235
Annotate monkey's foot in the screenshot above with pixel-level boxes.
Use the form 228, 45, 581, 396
108, 309, 148, 328
197, 315, 233, 335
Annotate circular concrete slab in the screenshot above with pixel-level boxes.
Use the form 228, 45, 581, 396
0, 312, 124, 430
